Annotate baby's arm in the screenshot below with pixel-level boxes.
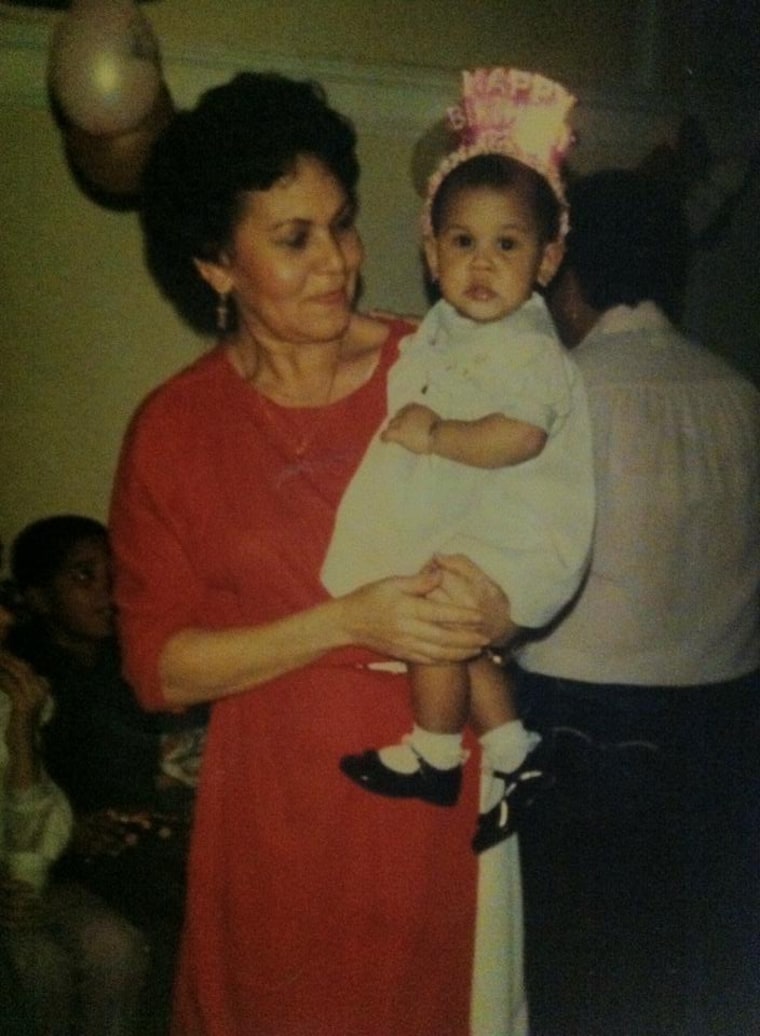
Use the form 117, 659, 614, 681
381, 403, 546, 469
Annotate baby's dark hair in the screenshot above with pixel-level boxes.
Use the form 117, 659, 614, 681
11, 515, 108, 592
429, 154, 562, 243
140, 71, 360, 336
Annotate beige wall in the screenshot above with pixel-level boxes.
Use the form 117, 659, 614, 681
1, 1, 758, 554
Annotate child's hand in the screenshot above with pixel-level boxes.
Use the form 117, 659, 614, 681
0, 875, 46, 929
0, 650, 49, 720
70, 808, 184, 860
381, 404, 440, 454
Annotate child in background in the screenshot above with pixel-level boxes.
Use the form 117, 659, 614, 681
0, 567, 147, 1036
8, 515, 207, 815
7, 515, 208, 1034
322, 68, 595, 852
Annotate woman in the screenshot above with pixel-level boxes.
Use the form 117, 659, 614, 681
111, 71, 526, 1036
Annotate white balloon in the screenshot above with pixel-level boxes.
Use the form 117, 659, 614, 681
49, 0, 161, 136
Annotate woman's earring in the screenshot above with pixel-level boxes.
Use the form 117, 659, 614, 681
216, 291, 229, 334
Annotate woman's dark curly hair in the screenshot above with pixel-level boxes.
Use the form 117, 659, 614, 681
140, 72, 360, 335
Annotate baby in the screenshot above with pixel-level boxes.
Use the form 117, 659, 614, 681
322, 68, 595, 852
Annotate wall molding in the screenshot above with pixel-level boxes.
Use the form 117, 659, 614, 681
1, 14, 456, 132
3, 9, 751, 172
1, 12, 681, 129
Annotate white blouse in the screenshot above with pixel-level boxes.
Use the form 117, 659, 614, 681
519, 302, 760, 685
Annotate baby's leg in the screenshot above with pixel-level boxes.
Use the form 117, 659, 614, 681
469, 653, 546, 853
379, 662, 469, 773
411, 661, 469, 733
339, 662, 468, 806
470, 653, 539, 770
467, 653, 518, 734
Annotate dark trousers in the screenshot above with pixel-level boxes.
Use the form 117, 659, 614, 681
514, 666, 759, 1036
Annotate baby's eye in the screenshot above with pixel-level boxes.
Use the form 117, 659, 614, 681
451, 233, 473, 249
497, 237, 517, 252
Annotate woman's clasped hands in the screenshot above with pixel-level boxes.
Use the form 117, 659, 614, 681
339, 553, 512, 665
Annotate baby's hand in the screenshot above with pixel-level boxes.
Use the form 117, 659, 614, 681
381, 403, 440, 454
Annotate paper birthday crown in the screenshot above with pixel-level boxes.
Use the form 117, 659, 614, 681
424, 67, 577, 238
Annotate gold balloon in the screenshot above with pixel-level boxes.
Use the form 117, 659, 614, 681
64, 82, 173, 198
49, 0, 162, 136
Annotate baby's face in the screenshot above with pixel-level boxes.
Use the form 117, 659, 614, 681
425, 184, 563, 323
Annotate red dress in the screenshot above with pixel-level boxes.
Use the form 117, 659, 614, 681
110, 323, 495, 1036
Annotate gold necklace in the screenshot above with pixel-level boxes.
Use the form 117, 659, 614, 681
232, 339, 342, 460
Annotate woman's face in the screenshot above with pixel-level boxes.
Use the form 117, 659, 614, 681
204, 154, 364, 348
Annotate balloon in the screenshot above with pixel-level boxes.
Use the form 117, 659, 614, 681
64, 82, 173, 198
49, 0, 162, 136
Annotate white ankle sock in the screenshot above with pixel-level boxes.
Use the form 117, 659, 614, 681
479, 719, 540, 774
479, 721, 541, 811
379, 725, 464, 773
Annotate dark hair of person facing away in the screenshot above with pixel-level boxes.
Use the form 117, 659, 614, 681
563, 169, 691, 320
140, 71, 361, 336
430, 153, 563, 245
11, 515, 107, 591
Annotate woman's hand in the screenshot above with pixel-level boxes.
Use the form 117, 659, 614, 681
427, 554, 518, 646
157, 559, 509, 704
338, 567, 491, 664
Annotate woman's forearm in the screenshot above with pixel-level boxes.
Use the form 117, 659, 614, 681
159, 598, 350, 706
158, 569, 492, 707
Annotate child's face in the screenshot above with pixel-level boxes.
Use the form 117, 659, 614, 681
36, 537, 115, 647
425, 184, 563, 324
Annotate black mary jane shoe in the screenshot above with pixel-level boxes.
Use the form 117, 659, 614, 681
471, 763, 550, 854
339, 749, 462, 807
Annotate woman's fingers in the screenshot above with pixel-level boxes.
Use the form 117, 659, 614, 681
432, 553, 516, 644
342, 573, 489, 663
381, 570, 487, 629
